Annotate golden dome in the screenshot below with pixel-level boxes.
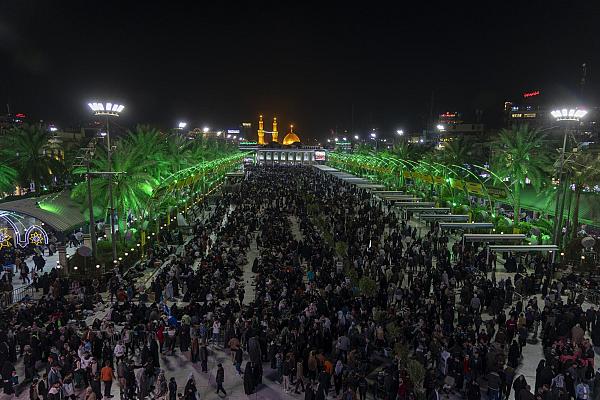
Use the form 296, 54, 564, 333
283, 124, 300, 145
283, 132, 300, 145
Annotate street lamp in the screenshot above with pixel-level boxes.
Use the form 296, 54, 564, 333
370, 132, 378, 150
354, 135, 359, 140
342, 137, 347, 141
396, 129, 404, 136
88, 101, 125, 262
178, 121, 187, 129
550, 107, 587, 250
203, 126, 210, 133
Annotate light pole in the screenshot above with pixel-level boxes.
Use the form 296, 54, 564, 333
370, 132, 377, 150
88, 101, 125, 262
550, 108, 587, 251
396, 129, 404, 145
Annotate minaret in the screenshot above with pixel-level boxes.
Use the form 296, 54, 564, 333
272, 117, 278, 143
257, 114, 265, 145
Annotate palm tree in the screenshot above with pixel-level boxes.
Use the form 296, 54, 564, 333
123, 125, 170, 180
0, 159, 17, 193
71, 143, 158, 231
436, 136, 478, 167
563, 150, 600, 238
492, 125, 550, 225
392, 141, 427, 162
3, 124, 63, 191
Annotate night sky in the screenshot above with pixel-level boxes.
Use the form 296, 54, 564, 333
1, 1, 599, 141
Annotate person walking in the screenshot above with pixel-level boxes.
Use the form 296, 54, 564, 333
168, 377, 177, 400
216, 363, 227, 396
100, 360, 115, 398
234, 346, 243, 375
199, 341, 208, 373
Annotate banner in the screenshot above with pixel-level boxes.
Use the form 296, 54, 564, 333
451, 179, 465, 190
465, 182, 485, 196
487, 186, 509, 199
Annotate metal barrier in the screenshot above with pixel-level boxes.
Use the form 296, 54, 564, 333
1, 283, 34, 308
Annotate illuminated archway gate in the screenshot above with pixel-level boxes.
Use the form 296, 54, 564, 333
0, 211, 49, 249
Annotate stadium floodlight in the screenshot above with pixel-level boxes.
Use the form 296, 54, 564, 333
88, 101, 125, 116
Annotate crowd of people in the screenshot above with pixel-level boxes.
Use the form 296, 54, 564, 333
0, 165, 598, 400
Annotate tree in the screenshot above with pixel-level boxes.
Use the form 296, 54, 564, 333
492, 125, 550, 225
391, 141, 429, 162
563, 150, 600, 238
0, 159, 17, 193
71, 142, 158, 231
436, 136, 477, 167
3, 124, 63, 191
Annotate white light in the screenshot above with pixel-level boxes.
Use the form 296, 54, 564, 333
420, 139, 424, 143
88, 103, 95, 111
227, 134, 232, 139
100, 131, 107, 137
233, 135, 237, 139
327, 139, 331, 143
203, 127, 209, 133
334, 137, 338, 142
552, 108, 587, 121
96, 264, 100, 269
216, 131, 222, 136
106, 102, 112, 112
343, 137, 347, 141
436, 124, 445, 131
112, 104, 119, 112
49, 127, 58, 132
117, 105, 125, 113
178, 122, 187, 129
98, 103, 105, 111
397, 129, 404, 135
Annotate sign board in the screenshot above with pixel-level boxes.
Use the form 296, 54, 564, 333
315, 151, 326, 161
227, 129, 240, 134
523, 90, 540, 98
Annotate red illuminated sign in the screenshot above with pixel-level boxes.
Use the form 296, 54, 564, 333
440, 112, 457, 118
15, 113, 26, 118
523, 91, 540, 98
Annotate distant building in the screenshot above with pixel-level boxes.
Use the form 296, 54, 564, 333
504, 89, 599, 142
436, 111, 485, 142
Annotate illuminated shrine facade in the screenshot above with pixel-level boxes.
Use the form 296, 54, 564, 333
0, 211, 49, 249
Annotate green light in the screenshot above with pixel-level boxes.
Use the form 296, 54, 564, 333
39, 202, 60, 214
